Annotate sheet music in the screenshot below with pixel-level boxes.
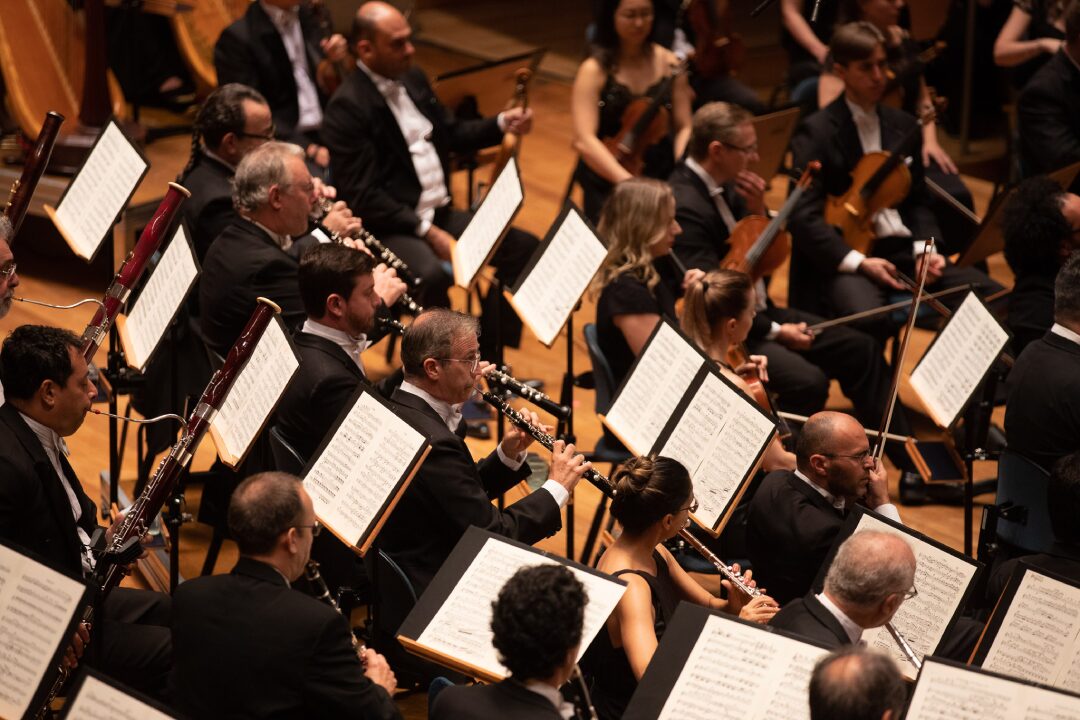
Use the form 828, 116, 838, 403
906, 659, 1080, 719
509, 210, 607, 346
304, 392, 427, 547
852, 514, 978, 680
413, 537, 625, 679
62, 674, 174, 720
658, 373, 775, 528
120, 226, 199, 370
656, 614, 829, 719
980, 569, 1080, 691
0, 545, 85, 720
52, 122, 147, 260
909, 293, 1009, 428
603, 322, 705, 454
453, 157, 522, 287
210, 318, 299, 466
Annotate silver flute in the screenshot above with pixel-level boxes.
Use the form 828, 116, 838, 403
886, 622, 922, 671
485, 366, 571, 420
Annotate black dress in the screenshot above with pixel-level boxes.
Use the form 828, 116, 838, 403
595, 270, 679, 392
581, 550, 681, 720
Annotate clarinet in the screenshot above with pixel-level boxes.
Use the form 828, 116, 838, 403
5, 111, 64, 241
376, 316, 406, 336
486, 366, 571, 420
476, 389, 761, 599
80, 182, 191, 363
304, 560, 368, 667
34, 298, 282, 719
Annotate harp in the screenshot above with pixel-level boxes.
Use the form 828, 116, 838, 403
171, 0, 249, 97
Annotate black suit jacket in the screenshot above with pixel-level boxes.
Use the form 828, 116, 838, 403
0, 404, 98, 577
377, 388, 559, 596
213, 2, 326, 142
769, 593, 850, 648
199, 218, 305, 355
322, 66, 503, 238
169, 556, 399, 720
1019, 50, 1080, 193
179, 151, 236, 263
746, 470, 847, 605
1004, 331, 1080, 471
788, 97, 940, 313
431, 678, 563, 720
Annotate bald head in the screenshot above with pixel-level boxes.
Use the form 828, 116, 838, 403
825, 531, 916, 621
796, 412, 864, 464
353, 1, 414, 78
810, 646, 905, 720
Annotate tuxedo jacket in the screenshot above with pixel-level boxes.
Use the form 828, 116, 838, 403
321, 66, 503, 238
430, 678, 564, 720
179, 151, 236, 263
788, 97, 940, 313
377, 388, 559, 597
198, 218, 305, 355
746, 470, 847, 606
769, 593, 850, 648
213, 1, 327, 142
0, 404, 98, 577
169, 556, 400, 720
1004, 331, 1080, 471
1018, 50, 1080, 193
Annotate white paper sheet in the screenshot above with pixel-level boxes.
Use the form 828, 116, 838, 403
453, 157, 522, 287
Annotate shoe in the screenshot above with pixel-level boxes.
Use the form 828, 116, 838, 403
899, 472, 929, 506
899, 472, 968, 506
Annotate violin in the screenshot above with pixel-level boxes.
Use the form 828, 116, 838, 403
311, 0, 354, 97
687, 0, 745, 79
721, 162, 820, 281
603, 60, 689, 176
824, 105, 937, 255
881, 40, 946, 109
725, 344, 793, 441
485, 69, 531, 196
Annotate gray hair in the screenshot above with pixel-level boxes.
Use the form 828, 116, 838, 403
688, 102, 753, 161
231, 141, 305, 214
824, 531, 915, 606
227, 471, 304, 555
1055, 251, 1080, 326
0, 215, 12, 243
810, 646, 906, 720
400, 308, 480, 378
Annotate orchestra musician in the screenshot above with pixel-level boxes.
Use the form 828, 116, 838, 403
994, 0, 1068, 86
430, 565, 588, 720
780, 0, 841, 96
808, 646, 906, 720
321, 1, 536, 359
169, 471, 400, 719
0, 326, 172, 696
571, 0, 693, 221
0, 216, 18, 324
214, 0, 345, 170
580, 456, 778, 719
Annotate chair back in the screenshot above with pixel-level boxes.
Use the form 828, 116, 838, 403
583, 323, 619, 414
995, 449, 1056, 553
268, 425, 306, 475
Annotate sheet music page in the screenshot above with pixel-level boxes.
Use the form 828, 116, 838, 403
52, 122, 147, 260
121, 226, 199, 370
852, 514, 978, 680
413, 537, 625, 679
909, 293, 1009, 428
0, 545, 85, 720
980, 569, 1080, 691
210, 318, 299, 466
509, 210, 607, 346
304, 392, 427, 546
603, 322, 705, 454
453, 157, 522, 288
906, 659, 1080, 719
63, 674, 174, 720
656, 614, 829, 719
658, 373, 775, 528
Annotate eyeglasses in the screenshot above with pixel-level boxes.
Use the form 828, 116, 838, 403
902, 583, 918, 601
722, 140, 759, 155
438, 353, 481, 373
238, 125, 276, 142
617, 9, 654, 21
678, 497, 699, 514
294, 520, 322, 537
824, 449, 873, 463
0, 261, 15, 281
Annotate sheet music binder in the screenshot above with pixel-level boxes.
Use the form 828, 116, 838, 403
450, 156, 525, 288
59, 668, 178, 719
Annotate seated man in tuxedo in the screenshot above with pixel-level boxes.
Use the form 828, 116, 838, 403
746, 411, 902, 605
787, 21, 999, 341
1000, 176, 1080, 355
771, 530, 916, 647
322, 1, 537, 357
809, 646, 906, 720
0, 325, 171, 695
1005, 252, 1080, 471
431, 564, 587, 720
1018, 0, 1080, 194
169, 471, 400, 719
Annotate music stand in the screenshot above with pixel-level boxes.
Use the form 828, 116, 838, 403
751, 107, 800, 182
431, 49, 545, 116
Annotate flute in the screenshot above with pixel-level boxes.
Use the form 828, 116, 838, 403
886, 622, 922, 671
485, 366, 570, 420
476, 388, 761, 599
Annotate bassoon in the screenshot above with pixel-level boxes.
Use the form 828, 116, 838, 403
4, 111, 64, 242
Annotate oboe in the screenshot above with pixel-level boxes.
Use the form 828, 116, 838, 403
886, 622, 923, 671
305, 560, 368, 666
485, 366, 571, 420
376, 315, 406, 336
476, 388, 761, 599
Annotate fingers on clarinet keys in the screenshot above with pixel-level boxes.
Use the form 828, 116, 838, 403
552, 439, 590, 492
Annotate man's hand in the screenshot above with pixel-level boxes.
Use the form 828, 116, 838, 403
865, 456, 892, 509
320, 33, 348, 62
425, 225, 456, 261
915, 251, 945, 283
361, 648, 397, 695
550, 439, 589, 494
501, 107, 533, 136
922, 141, 958, 174
63, 622, 91, 669
312, 177, 336, 202
500, 408, 541, 457
373, 264, 407, 306
323, 201, 363, 240
733, 170, 768, 216
858, 257, 904, 289
306, 143, 330, 169
776, 322, 814, 351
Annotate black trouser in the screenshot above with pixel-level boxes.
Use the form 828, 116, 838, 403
692, 75, 767, 115
93, 587, 172, 699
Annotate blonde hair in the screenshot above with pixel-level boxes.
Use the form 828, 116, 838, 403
680, 269, 753, 349
592, 178, 675, 296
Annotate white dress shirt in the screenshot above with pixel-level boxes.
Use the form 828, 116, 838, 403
1051, 322, 1080, 347
524, 680, 577, 719
301, 318, 371, 374
246, 217, 293, 252
793, 468, 901, 523
816, 591, 864, 644
259, 0, 323, 132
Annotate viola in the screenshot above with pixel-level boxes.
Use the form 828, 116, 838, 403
881, 40, 946, 109
603, 60, 688, 176
687, 0, 745, 79
311, 0, 354, 97
485, 68, 531, 195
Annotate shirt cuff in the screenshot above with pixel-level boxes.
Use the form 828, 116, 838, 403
496, 112, 508, 133
874, 503, 902, 524
416, 218, 432, 239
497, 442, 527, 470
765, 322, 782, 341
838, 249, 866, 274
541, 479, 570, 509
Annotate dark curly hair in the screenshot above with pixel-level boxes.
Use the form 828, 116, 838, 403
0, 325, 81, 400
491, 564, 587, 681
1001, 176, 1071, 277
610, 455, 692, 535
